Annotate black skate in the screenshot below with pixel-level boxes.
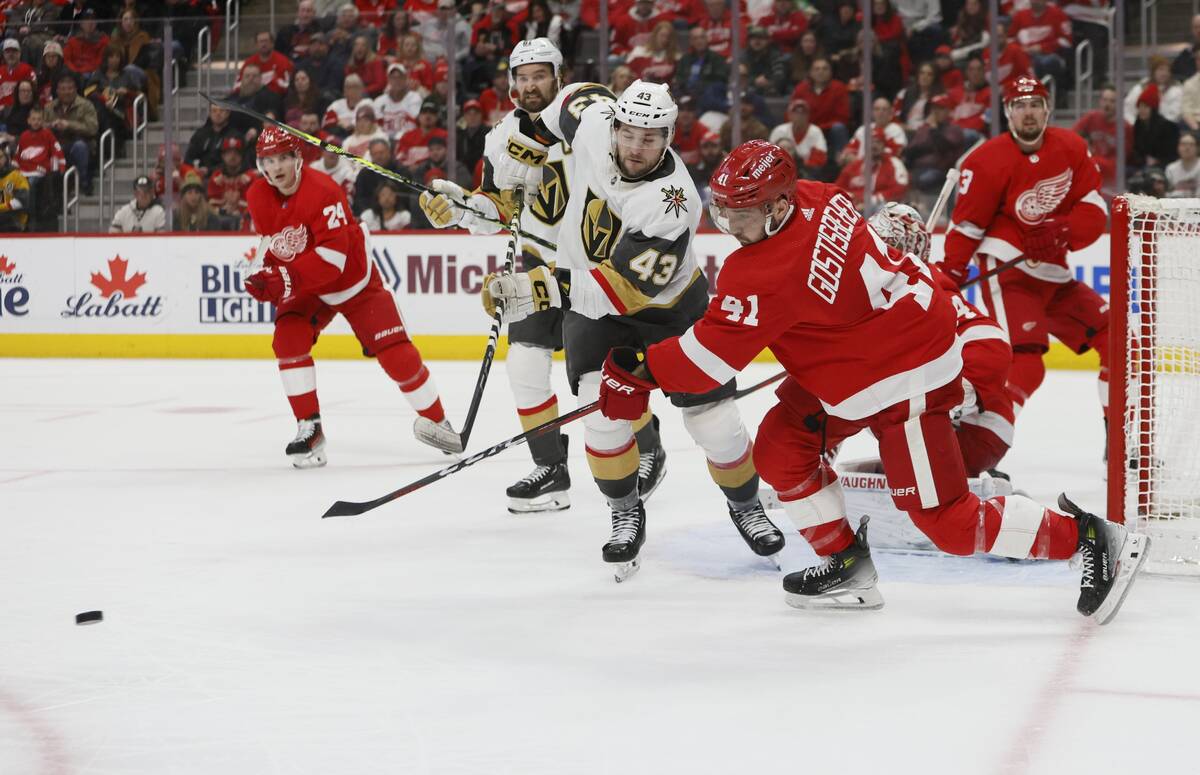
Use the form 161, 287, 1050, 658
638, 444, 668, 502
1058, 494, 1150, 625
728, 500, 785, 564
782, 517, 883, 611
602, 500, 646, 583
286, 414, 327, 469
506, 438, 571, 514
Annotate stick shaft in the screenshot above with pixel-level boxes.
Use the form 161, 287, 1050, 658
926, 168, 959, 230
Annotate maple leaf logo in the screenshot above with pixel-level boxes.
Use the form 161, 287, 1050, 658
0, 255, 14, 275
90, 255, 148, 299
244, 246, 258, 262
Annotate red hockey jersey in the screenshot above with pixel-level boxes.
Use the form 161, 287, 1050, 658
247, 167, 373, 305
944, 127, 1107, 283
646, 182, 961, 421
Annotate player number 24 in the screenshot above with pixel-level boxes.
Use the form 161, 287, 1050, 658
323, 202, 349, 229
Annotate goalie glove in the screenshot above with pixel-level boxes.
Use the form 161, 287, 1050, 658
481, 265, 562, 323
492, 130, 548, 204
245, 265, 294, 304
1023, 216, 1070, 266
599, 347, 657, 421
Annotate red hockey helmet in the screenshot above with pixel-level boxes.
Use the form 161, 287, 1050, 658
709, 139, 796, 210
1003, 75, 1049, 107
256, 124, 303, 159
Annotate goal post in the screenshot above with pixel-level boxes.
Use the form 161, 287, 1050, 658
1108, 194, 1200, 576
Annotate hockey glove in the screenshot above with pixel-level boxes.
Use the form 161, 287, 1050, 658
1024, 217, 1070, 266
599, 347, 657, 421
492, 130, 548, 204
482, 266, 562, 323
418, 179, 469, 229
245, 266, 293, 304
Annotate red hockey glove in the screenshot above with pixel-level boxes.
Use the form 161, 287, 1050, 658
927, 262, 962, 292
599, 347, 657, 421
245, 266, 293, 304
1023, 217, 1070, 266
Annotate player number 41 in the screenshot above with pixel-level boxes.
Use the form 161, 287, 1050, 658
721, 293, 759, 326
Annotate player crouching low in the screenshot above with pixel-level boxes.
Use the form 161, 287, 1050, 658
245, 125, 457, 467
597, 140, 1148, 623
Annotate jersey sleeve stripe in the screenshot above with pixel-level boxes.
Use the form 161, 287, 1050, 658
678, 328, 738, 386
589, 266, 645, 314
951, 220, 985, 240
1080, 189, 1108, 214
315, 246, 348, 270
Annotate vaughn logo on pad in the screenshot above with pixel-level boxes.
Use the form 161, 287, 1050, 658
62, 255, 164, 318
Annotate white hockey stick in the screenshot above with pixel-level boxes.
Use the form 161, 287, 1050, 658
926, 168, 960, 230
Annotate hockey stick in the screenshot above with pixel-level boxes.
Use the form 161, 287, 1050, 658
203, 94, 559, 253
412, 189, 526, 453
323, 363, 789, 517
926, 168, 960, 231
957, 254, 1028, 290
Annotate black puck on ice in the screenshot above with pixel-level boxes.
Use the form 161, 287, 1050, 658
75, 610, 103, 625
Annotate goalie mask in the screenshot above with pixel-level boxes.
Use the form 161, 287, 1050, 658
611, 80, 677, 180
868, 202, 931, 262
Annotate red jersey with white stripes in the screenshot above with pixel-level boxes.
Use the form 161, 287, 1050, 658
944, 127, 1106, 283
646, 182, 961, 421
247, 167, 372, 305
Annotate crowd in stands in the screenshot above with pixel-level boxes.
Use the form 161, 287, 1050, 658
4, 0, 1200, 232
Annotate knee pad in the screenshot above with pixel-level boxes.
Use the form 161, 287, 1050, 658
681, 398, 751, 465
988, 493, 1046, 559
506, 343, 555, 409
272, 313, 316, 359
578, 371, 634, 452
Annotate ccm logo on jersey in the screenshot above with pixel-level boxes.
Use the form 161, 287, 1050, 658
268, 225, 309, 261
506, 140, 548, 166
602, 376, 636, 394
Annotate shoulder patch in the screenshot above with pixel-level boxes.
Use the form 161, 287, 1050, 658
661, 185, 688, 218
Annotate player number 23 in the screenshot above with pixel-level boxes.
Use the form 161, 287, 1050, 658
323, 202, 349, 229
721, 294, 759, 326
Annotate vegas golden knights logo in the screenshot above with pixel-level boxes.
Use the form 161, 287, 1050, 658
531, 160, 568, 225
581, 188, 623, 263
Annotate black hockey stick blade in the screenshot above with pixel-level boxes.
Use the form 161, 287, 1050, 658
322, 402, 601, 518
958, 254, 1027, 290
733, 369, 787, 399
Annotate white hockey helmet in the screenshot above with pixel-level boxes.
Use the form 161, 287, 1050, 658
610, 80, 678, 177
507, 37, 563, 94
868, 202, 930, 262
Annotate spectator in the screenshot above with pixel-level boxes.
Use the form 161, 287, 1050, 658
344, 102, 389, 157
357, 0, 397, 28
0, 142, 30, 231
0, 80, 36, 145
951, 0, 989, 58
405, 0, 439, 25
361, 180, 412, 230
186, 105, 244, 174
296, 33, 349, 102
519, 0, 565, 52
1166, 132, 1200, 197
412, 134, 469, 188
215, 184, 252, 231
609, 64, 636, 97
206, 137, 256, 210
1133, 89, 1179, 170
934, 45, 962, 91
15, 105, 64, 231
743, 26, 788, 96
323, 74, 371, 132
241, 30, 295, 96
37, 42, 69, 106
375, 62, 422, 138
47, 74, 97, 193
395, 97, 447, 167
611, 0, 662, 59
87, 45, 142, 144
346, 35, 387, 95
457, 98, 487, 172
759, 0, 809, 50
895, 0, 945, 64
693, 0, 744, 60
0, 39, 35, 110
352, 138, 409, 214
894, 60, 943, 132
471, 1, 519, 52
64, 9, 109, 75
229, 63, 285, 134
688, 133, 726, 198
1125, 56, 1183, 125
310, 132, 358, 196
982, 22, 1033, 86
790, 28, 827, 87
672, 95, 713, 166
284, 68, 326, 125
790, 57, 850, 156
835, 128, 910, 209
947, 56, 990, 140
297, 112, 324, 163
1009, 0, 1072, 96
820, 1, 860, 83
629, 20, 680, 85
276, 0, 326, 60
380, 8, 418, 57
841, 96, 907, 163
719, 94, 772, 150
462, 36, 501, 97
151, 142, 197, 198
421, 0, 472, 62
7, 0, 60, 65
394, 33, 436, 93
175, 171, 225, 232
1181, 51, 1200, 132
904, 93, 965, 194
674, 25, 730, 112
1073, 85, 1132, 188
478, 61, 514, 123
330, 4, 377, 59
1172, 14, 1200, 82
109, 174, 165, 233
768, 97, 829, 178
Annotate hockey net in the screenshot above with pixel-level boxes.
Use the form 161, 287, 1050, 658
1109, 195, 1200, 575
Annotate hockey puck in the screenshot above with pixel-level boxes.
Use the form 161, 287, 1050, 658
75, 611, 103, 626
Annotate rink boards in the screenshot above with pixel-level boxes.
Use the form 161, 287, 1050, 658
0, 231, 1109, 369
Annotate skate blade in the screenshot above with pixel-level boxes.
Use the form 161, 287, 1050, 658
1095, 533, 1150, 626
412, 417, 464, 455
639, 458, 668, 503
507, 492, 571, 514
290, 443, 327, 469
784, 584, 884, 611
611, 557, 641, 583
764, 553, 783, 571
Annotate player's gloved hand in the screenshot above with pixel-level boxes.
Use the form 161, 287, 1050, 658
938, 261, 971, 288
481, 266, 562, 323
492, 129, 547, 204
599, 347, 657, 421
418, 179, 469, 229
1024, 216, 1070, 266
926, 262, 962, 293
245, 266, 293, 304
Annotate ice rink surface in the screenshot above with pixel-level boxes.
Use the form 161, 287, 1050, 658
2, 358, 1196, 775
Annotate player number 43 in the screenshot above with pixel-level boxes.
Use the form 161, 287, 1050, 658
721, 293, 759, 326
628, 248, 677, 287
323, 202, 349, 229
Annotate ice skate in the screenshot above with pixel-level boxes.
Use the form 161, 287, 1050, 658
637, 444, 667, 502
506, 438, 571, 514
287, 414, 327, 469
603, 500, 646, 583
1058, 494, 1150, 625
782, 517, 884, 611
728, 500, 785, 566
412, 417, 463, 455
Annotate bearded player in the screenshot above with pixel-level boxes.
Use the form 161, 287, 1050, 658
597, 140, 1147, 623
245, 125, 455, 467
418, 38, 669, 514
943, 75, 1109, 452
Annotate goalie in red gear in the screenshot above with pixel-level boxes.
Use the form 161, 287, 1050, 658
598, 140, 1147, 623
246, 125, 456, 467
943, 75, 1110, 444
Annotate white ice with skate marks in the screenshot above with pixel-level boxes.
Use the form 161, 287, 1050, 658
1, 359, 1195, 775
